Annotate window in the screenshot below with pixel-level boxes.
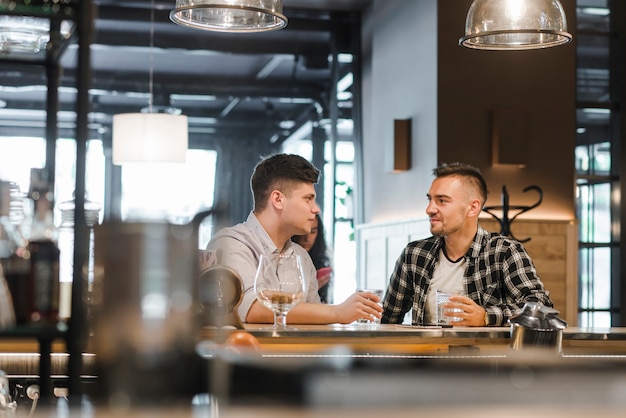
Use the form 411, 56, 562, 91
120, 149, 218, 248
0, 137, 46, 194
281, 121, 357, 304
331, 138, 356, 304
0, 136, 105, 319
0, 136, 105, 224
575, 0, 615, 326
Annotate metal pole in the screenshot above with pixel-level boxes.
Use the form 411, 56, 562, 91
67, 0, 94, 404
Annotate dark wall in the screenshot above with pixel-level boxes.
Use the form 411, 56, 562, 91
437, 0, 577, 219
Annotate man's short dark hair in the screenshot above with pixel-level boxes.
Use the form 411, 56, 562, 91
251, 153, 320, 211
433, 162, 488, 205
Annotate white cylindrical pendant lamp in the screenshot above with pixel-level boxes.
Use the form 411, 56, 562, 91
112, 113, 188, 165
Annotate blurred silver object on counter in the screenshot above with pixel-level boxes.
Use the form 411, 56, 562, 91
0, 370, 16, 416
0, 180, 16, 329
56, 193, 101, 322
192, 393, 219, 418
509, 301, 567, 353
0, 269, 14, 329
198, 264, 244, 329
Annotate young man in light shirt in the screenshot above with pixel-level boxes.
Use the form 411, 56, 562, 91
207, 153, 382, 324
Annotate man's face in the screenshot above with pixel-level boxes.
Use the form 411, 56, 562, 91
426, 176, 472, 237
282, 182, 320, 236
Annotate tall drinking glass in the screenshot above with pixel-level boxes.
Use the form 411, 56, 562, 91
254, 253, 307, 330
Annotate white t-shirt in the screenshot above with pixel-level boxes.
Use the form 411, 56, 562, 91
424, 248, 465, 324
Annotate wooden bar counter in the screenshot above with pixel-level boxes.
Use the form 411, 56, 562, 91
197, 324, 626, 412
2, 324, 626, 381
3, 325, 626, 417
199, 324, 626, 357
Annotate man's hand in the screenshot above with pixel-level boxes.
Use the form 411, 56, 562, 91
247, 291, 384, 325
446, 295, 487, 327
333, 291, 383, 324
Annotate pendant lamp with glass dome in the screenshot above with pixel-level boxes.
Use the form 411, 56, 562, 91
459, 0, 573, 50
170, 0, 287, 33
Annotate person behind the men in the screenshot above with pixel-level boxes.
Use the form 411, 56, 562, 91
207, 153, 382, 324
292, 214, 333, 304
381, 162, 553, 326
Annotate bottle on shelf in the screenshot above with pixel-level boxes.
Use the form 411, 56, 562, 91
22, 168, 60, 325
0, 181, 30, 326
57, 192, 101, 323
0, 180, 17, 329
2, 169, 61, 327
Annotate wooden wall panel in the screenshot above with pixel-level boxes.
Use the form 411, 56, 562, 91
356, 218, 431, 287
479, 218, 578, 326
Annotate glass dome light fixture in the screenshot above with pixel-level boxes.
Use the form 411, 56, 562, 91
459, 0, 573, 50
169, 0, 287, 33
0, 15, 72, 54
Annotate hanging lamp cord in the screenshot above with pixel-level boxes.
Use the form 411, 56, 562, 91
148, 0, 155, 113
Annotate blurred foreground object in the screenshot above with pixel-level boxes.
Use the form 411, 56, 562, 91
199, 265, 244, 329
91, 210, 214, 405
509, 302, 567, 353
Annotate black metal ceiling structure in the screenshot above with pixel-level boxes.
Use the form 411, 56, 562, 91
1, 1, 607, 150
0, 0, 372, 147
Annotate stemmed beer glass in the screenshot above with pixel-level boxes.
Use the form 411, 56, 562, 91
254, 253, 307, 331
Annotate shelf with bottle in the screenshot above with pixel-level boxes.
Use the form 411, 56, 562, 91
0, 0, 79, 64
0, 176, 67, 406
0, 170, 63, 330
0, 0, 95, 403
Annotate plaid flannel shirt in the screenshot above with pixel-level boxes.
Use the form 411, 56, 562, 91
381, 226, 553, 326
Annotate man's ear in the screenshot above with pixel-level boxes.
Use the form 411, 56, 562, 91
269, 189, 283, 209
467, 198, 482, 217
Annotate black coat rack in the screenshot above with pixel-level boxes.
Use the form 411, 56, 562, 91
482, 185, 543, 243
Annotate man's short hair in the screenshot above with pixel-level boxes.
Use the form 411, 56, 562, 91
433, 162, 488, 205
251, 153, 320, 211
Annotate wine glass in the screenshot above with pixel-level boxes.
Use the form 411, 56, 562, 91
254, 253, 307, 331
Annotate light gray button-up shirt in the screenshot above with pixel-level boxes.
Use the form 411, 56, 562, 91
206, 212, 320, 322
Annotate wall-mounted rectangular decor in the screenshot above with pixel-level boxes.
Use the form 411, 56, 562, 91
492, 109, 528, 166
393, 118, 411, 172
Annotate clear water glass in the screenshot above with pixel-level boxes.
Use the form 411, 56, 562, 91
254, 253, 307, 330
